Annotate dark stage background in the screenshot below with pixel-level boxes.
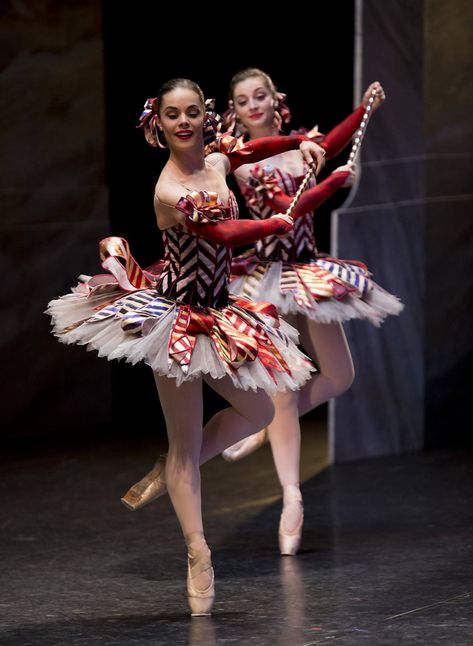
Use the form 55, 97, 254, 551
1, 1, 355, 448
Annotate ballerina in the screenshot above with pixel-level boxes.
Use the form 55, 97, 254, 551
221, 69, 403, 555
120, 71, 403, 558
46, 78, 324, 613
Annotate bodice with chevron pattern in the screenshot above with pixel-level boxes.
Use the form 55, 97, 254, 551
245, 167, 317, 263
157, 192, 238, 307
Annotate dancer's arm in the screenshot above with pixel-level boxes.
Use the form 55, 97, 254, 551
319, 105, 365, 159
155, 189, 292, 247
320, 81, 386, 159
223, 134, 316, 172
208, 134, 325, 175
184, 214, 292, 246
265, 169, 353, 219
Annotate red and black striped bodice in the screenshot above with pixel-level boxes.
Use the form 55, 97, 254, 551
246, 167, 317, 262
157, 192, 238, 307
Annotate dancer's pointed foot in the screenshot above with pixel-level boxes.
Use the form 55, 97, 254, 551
221, 428, 268, 462
120, 455, 167, 511
279, 485, 304, 556
186, 535, 215, 617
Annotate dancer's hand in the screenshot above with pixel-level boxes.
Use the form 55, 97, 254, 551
299, 140, 326, 176
270, 213, 294, 236
363, 81, 386, 112
333, 164, 357, 187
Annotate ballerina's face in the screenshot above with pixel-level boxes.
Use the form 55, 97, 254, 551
232, 76, 275, 131
158, 88, 205, 150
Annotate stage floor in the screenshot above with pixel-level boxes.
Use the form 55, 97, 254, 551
1, 423, 472, 645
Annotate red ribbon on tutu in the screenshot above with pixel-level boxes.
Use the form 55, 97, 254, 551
168, 298, 289, 381
168, 305, 259, 373
230, 295, 279, 323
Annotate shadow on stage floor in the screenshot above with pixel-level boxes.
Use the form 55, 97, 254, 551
0, 423, 472, 645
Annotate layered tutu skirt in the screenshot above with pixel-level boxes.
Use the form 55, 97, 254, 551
230, 252, 404, 327
46, 238, 314, 393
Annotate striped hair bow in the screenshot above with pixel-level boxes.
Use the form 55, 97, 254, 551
137, 97, 165, 148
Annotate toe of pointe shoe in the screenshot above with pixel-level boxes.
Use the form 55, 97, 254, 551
189, 593, 215, 617
120, 458, 167, 511
187, 542, 215, 616
221, 448, 239, 462
221, 429, 267, 462
278, 528, 302, 556
120, 480, 167, 511
279, 487, 303, 555
278, 509, 304, 555
221, 437, 249, 462
187, 567, 215, 616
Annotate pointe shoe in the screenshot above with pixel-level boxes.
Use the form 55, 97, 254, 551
120, 455, 167, 511
187, 539, 215, 617
279, 486, 304, 556
222, 428, 268, 462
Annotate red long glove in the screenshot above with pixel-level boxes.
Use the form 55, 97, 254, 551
264, 171, 351, 219
184, 215, 292, 246
226, 135, 309, 172
319, 105, 364, 159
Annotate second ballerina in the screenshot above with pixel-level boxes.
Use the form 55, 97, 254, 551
122, 70, 404, 561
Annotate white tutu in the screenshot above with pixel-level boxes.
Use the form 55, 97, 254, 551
230, 256, 404, 327
47, 282, 314, 394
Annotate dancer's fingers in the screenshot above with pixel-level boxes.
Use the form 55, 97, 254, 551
299, 141, 326, 174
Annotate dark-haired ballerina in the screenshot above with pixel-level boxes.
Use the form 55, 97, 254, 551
47, 78, 324, 615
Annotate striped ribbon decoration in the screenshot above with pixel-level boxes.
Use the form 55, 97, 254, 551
279, 266, 312, 308
120, 296, 175, 334
175, 191, 228, 224
210, 310, 260, 368
296, 266, 340, 301
99, 237, 156, 291
230, 296, 280, 328
88, 291, 159, 323
167, 300, 291, 380
315, 259, 372, 297
228, 302, 290, 376
168, 307, 204, 372
242, 263, 268, 299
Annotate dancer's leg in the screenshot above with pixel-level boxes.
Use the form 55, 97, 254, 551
154, 374, 274, 605
239, 314, 300, 531
154, 375, 212, 596
154, 374, 204, 538
266, 387, 303, 532
265, 318, 354, 532
121, 375, 275, 511
297, 318, 355, 416
220, 313, 300, 465
199, 375, 275, 464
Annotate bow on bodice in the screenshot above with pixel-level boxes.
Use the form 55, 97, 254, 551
241, 164, 282, 206
175, 191, 229, 223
